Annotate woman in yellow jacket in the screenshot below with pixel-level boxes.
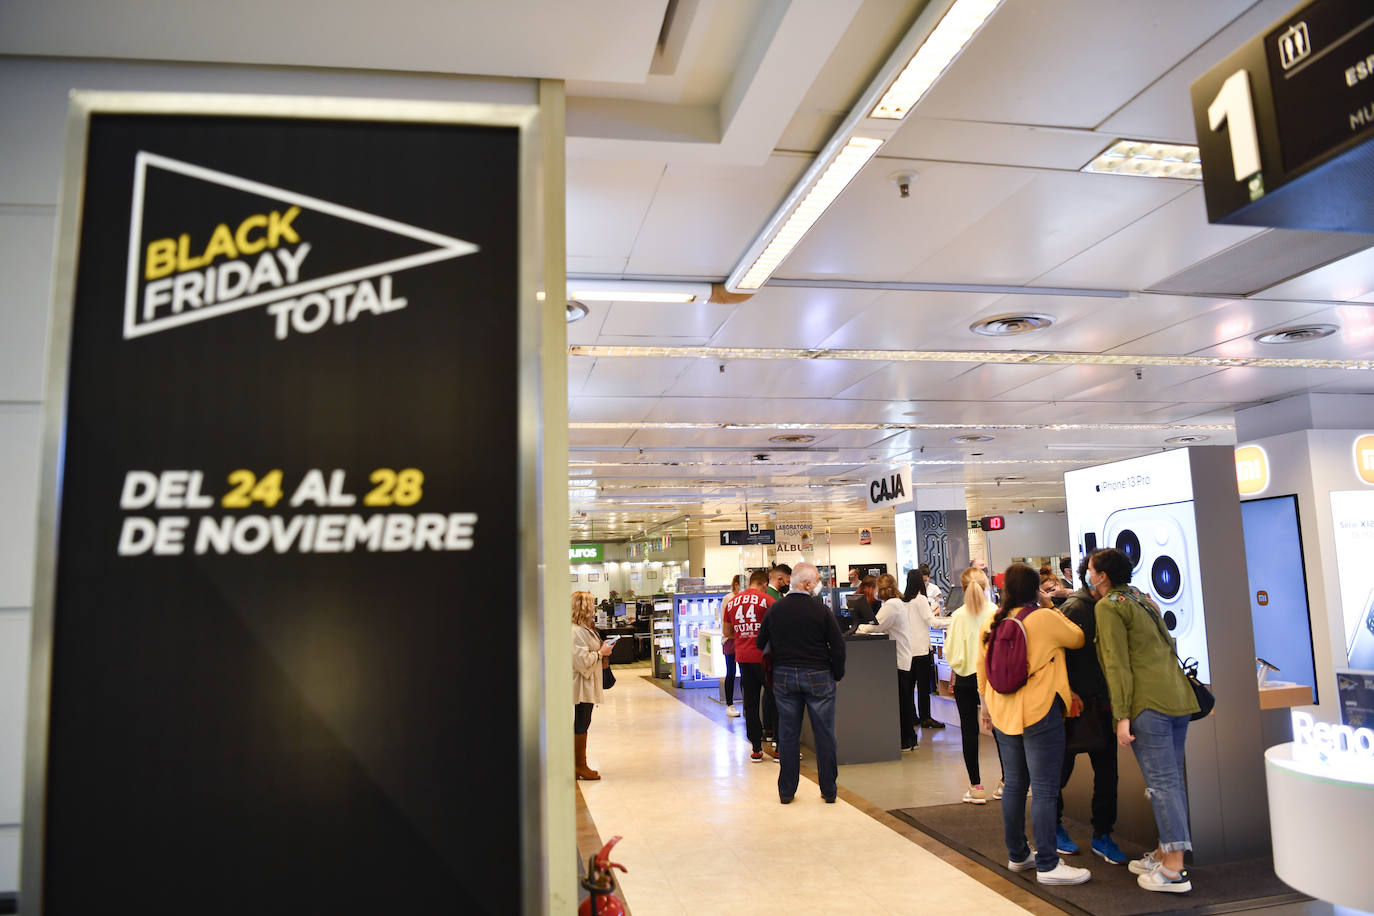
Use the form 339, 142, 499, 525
978, 564, 1090, 886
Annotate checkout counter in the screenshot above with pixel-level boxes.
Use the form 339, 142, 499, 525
800, 633, 900, 764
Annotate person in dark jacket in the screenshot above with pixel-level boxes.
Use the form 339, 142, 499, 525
846, 575, 879, 630
757, 561, 846, 805
1054, 556, 1127, 864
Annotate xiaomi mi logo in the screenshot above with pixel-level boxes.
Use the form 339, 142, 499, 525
1235, 445, 1269, 496
1357, 434, 1374, 485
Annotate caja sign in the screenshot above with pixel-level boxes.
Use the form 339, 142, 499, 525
867, 466, 912, 509
1235, 444, 1271, 495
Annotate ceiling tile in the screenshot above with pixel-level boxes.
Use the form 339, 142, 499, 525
568, 397, 659, 422
710, 285, 884, 349
1112, 298, 1335, 356
625, 154, 810, 277
910, 170, 1191, 285
597, 299, 737, 339
1037, 188, 1264, 290
882, 118, 1115, 171
782, 159, 1034, 281
566, 157, 665, 259
1098, 0, 1298, 142
581, 357, 695, 397
667, 357, 887, 399
566, 300, 612, 346
1250, 245, 1374, 303
1159, 367, 1363, 404
1191, 305, 1374, 361
1009, 365, 1221, 402
834, 363, 1059, 401
568, 355, 595, 395
917, 0, 1255, 129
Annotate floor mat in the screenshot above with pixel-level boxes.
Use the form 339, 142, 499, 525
888, 803, 1305, 916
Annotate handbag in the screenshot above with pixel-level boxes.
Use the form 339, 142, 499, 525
602, 664, 616, 690
1134, 589, 1214, 721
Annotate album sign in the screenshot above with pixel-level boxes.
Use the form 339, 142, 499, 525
26, 95, 543, 914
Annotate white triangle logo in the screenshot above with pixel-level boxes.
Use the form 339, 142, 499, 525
122, 151, 479, 339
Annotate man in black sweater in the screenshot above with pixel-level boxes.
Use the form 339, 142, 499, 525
757, 561, 846, 805
1055, 556, 1127, 865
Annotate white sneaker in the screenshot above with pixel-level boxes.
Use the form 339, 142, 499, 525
993, 780, 1004, 800
726, 704, 740, 717
1129, 851, 1161, 875
1137, 867, 1191, 893
962, 785, 987, 805
1007, 852, 1035, 872
1037, 859, 1091, 885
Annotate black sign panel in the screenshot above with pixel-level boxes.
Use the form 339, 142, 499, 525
1265, 0, 1374, 174
1191, 0, 1374, 231
720, 529, 776, 545
40, 109, 523, 912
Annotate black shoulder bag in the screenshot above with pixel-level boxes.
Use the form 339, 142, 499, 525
1134, 589, 1213, 721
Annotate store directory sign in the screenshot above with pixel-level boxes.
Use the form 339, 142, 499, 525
1330, 490, 1374, 670
1190, 0, 1374, 232
1065, 449, 1212, 682
26, 95, 539, 914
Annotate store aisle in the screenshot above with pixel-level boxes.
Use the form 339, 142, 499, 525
576, 669, 1034, 916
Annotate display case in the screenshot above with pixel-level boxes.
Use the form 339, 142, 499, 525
651, 599, 674, 679
672, 591, 727, 688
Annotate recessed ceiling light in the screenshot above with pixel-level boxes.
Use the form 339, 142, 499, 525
1082, 139, 1202, 180
566, 300, 589, 323
952, 435, 995, 444
970, 313, 1054, 336
1165, 435, 1210, 444
768, 434, 817, 444
1254, 325, 1338, 344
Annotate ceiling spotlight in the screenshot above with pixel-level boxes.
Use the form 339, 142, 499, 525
970, 313, 1054, 336
1165, 435, 1210, 444
566, 300, 589, 323
1254, 325, 1339, 344
952, 435, 995, 444
768, 434, 817, 444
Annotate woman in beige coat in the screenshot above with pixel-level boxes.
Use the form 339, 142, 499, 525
573, 591, 614, 780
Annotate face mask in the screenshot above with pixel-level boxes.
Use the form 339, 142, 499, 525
779, 584, 790, 594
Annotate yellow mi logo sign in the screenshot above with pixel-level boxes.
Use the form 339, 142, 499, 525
1357, 434, 1374, 485
1235, 445, 1269, 495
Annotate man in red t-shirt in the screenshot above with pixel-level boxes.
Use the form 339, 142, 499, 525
723, 569, 775, 760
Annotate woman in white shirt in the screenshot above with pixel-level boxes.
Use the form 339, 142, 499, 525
945, 566, 999, 803
905, 568, 951, 729
856, 573, 918, 751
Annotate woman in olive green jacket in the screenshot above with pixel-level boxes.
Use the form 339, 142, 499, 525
1089, 548, 1199, 895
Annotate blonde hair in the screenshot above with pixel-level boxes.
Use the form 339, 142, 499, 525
571, 591, 596, 627
960, 566, 992, 617
875, 573, 900, 602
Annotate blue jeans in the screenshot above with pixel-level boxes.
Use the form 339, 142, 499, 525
1131, 709, 1192, 852
994, 698, 1065, 872
773, 666, 837, 800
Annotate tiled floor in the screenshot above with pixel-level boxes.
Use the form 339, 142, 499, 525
576, 666, 1036, 916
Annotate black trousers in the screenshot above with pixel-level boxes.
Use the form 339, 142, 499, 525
1057, 705, 1119, 836
574, 702, 594, 735
913, 653, 935, 721
953, 673, 981, 784
723, 651, 737, 705
739, 661, 767, 751
898, 664, 918, 748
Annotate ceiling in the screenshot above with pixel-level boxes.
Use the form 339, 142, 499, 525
5, 0, 1372, 544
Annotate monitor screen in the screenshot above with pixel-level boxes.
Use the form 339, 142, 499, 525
1241, 494, 1317, 702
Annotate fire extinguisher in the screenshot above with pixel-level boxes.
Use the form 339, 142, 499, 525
577, 835, 627, 916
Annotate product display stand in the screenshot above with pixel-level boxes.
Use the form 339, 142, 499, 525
651, 599, 674, 679
671, 592, 726, 688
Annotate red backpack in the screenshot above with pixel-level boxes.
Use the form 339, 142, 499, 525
985, 605, 1038, 694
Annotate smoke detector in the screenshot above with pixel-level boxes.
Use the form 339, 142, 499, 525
1254, 324, 1337, 344
970, 313, 1054, 337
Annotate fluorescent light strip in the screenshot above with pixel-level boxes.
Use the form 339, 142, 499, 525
738, 137, 883, 290
568, 421, 1233, 432
1082, 140, 1203, 180
871, 0, 1003, 119
570, 457, 1090, 468
568, 344, 1373, 371
568, 290, 697, 303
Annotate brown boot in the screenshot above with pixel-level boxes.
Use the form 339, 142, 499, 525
575, 732, 600, 780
